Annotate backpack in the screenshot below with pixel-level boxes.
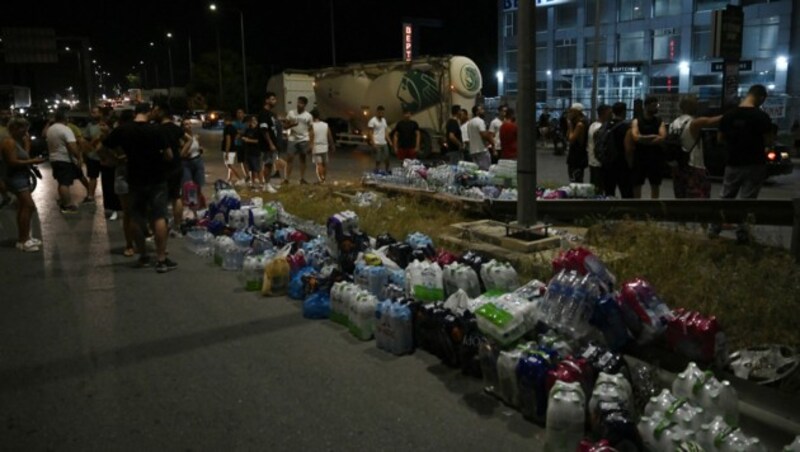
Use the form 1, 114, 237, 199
594, 120, 626, 167
663, 116, 693, 167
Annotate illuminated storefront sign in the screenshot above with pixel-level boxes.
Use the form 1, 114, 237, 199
403, 23, 413, 62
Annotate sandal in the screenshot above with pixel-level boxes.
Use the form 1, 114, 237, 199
123, 247, 135, 257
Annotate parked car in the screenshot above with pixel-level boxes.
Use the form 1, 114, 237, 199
202, 110, 224, 129
700, 128, 794, 179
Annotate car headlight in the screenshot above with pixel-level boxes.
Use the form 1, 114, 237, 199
780, 152, 790, 160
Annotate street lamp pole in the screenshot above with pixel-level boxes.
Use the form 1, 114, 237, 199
240, 10, 249, 112
166, 32, 175, 88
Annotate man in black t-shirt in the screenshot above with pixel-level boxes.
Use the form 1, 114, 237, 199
444, 105, 463, 164
709, 84, 773, 243
630, 96, 667, 199
391, 109, 421, 161
104, 103, 176, 272
602, 102, 635, 199
152, 103, 184, 236
258, 92, 280, 193
222, 115, 243, 185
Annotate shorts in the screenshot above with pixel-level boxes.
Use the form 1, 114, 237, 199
632, 148, 665, 186
235, 145, 246, 164
374, 144, 390, 162
246, 153, 262, 173
262, 150, 275, 167
313, 153, 329, 165
85, 158, 102, 179
167, 167, 183, 200
114, 166, 129, 195
51, 161, 80, 186
223, 152, 237, 166
286, 140, 310, 156
130, 183, 169, 223
396, 147, 417, 161
7, 171, 32, 193
182, 157, 205, 187
470, 150, 491, 171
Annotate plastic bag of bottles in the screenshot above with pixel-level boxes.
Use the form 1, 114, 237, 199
303, 291, 331, 319
289, 266, 317, 300
618, 278, 673, 345
480, 260, 519, 293
262, 244, 292, 297
405, 260, 444, 303
443, 263, 481, 299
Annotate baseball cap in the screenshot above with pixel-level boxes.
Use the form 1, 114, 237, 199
570, 103, 585, 112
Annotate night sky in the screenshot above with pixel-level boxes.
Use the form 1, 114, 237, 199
2, 0, 499, 99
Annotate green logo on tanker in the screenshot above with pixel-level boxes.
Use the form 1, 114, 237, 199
397, 70, 440, 113
460, 65, 480, 93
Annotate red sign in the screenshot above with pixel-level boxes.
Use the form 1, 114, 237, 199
403, 23, 413, 62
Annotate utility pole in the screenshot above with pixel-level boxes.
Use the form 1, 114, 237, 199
517, 0, 537, 226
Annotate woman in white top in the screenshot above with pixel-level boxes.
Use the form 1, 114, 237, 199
180, 119, 205, 190
308, 109, 334, 184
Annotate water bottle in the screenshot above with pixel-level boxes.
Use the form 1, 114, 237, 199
672, 362, 711, 401
544, 380, 585, 452
645, 389, 679, 418
389, 300, 413, 355
374, 298, 393, 352
366, 266, 389, 298
228, 209, 249, 230
542, 270, 566, 326
478, 340, 500, 392
242, 254, 266, 291
348, 292, 377, 341
517, 348, 557, 422
549, 271, 579, 328
496, 348, 524, 407
698, 377, 739, 427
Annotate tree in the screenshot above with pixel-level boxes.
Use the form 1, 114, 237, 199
187, 50, 268, 114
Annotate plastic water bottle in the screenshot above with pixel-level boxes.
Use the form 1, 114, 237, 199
374, 298, 393, 352
545, 381, 586, 452
542, 270, 567, 324
496, 348, 524, 407
549, 271, 579, 328
366, 266, 389, 298
389, 300, 413, 355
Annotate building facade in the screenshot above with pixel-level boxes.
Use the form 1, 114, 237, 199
497, 0, 799, 125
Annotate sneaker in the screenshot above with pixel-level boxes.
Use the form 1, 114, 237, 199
28, 237, 42, 246
16, 239, 41, 252
134, 256, 152, 268
60, 205, 78, 214
156, 258, 178, 273
265, 184, 278, 194
82, 196, 95, 204
108, 211, 119, 221
300, 179, 309, 185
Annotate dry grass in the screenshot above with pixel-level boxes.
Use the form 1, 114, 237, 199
586, 221, 800, 349
241, 181, 800, 350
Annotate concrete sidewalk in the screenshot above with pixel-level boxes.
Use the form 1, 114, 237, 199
0, 167, 542, 451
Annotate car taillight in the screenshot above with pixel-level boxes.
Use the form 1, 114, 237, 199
767, 151, 777, 161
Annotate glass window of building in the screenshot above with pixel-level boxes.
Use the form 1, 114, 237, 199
692, 26, 712, 61
742, 17, 780, 59
618, 32, 645, 62
653, 29, 680, 62
536, 81, 547, 103
585, 37, 607, 67
505, 49, 518, 73
555, 38, 577, 69
555, 4, 578, 29
695, 0, 729, 12
536, 8, 548, 31
654, 0, 681, 17
586, 0, 614, 26
536, 44, 548, 72
650, 76, 679, 94
619, 0, 644, 21
504, 11, 517, 38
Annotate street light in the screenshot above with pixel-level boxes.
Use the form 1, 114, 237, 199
776, 56, 789, 71
496, 70, 504, 96
166, 32, 175, 89
208, 4, 225, 109
209, 2, 248, 111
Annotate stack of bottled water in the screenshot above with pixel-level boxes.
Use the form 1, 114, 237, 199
542, 270, 602, 339
374, 297, 414, 355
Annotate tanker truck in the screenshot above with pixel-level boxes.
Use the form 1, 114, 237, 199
266, 55, 483, 157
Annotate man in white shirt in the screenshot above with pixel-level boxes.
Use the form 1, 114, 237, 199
488, 105, 506, 164
283, 96, 313, 184
467, 105, 493, 170
587, 104, 611, 190
45, 111, 81, 213
309, 109, 335, 184
367, 105, 390, 172
670, 96, 721, 199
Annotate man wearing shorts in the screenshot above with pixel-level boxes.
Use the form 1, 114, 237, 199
631, 96, 667, 199
83, 107, 105, 203
391, 109, 420, 161
233, 108, 249, 182
153, 103, 185, 236
309, 109, 334, 184
284, 96, 313, 184
241, 115, 263, 187
104, 103, 176, 273
258, 93, 280, 193
222, 115, 243, 185
467, 105, 493, 170
368, 106, 390, 172
46, 111, 82, 213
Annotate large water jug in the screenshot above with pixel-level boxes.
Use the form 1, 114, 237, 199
496, 348, 524, 407
480, 260, 519, 293
698, 377, 738, 426
388, 300, 413, 355
672, 362, 710, 401
595, 372, 633, 404
545, 381, 586, 452
185, 228, 214, 258
242, 254, 267, 291
228, 208, 249, 230
365, 266, 389, 298
374, 298, 393, 352
405, 260, 444, 303
214, 236, 235, 266
478, 340, 500, 392
517, 348, 557, 422
349, 292, 377, 341
639, 412, 694, 452
331, 282, 359, 326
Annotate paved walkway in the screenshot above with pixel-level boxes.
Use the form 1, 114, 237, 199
0, 162, 542, 451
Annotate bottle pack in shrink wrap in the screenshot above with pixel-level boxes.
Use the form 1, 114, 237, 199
480, 260, 519, 293
348, 291, 378, 340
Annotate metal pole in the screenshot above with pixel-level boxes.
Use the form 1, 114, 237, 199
590, 0, 601, 122
329, 0, 337, 66
516, 0, 537, 225
216, 26, 224, 108
188, 33, 193, 81
240, 10, 249, 113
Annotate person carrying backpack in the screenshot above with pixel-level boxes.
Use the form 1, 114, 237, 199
595, 102, 634, 198
631, 96, 667, 199
667, 96, 721, 199
587, 104, 611, 190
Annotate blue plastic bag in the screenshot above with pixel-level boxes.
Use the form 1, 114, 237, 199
289, 266, 316, 300
303, 291, 331, 319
